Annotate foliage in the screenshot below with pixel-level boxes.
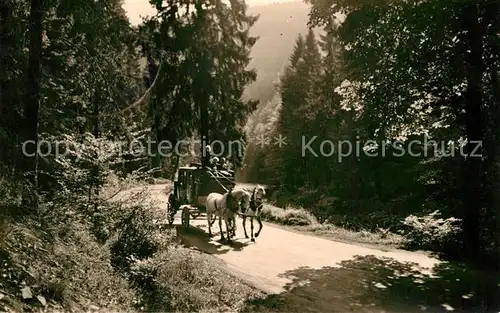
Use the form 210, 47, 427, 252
0, 207, 137, 312
243, 0, 500, 267
243, 86, 282, 183
130, 246, 265, 312
0, 0, 266, 310
139, 0, 259, 168
39, 0, 144, 136
109, 202, 163, 274
302, 0, 500, 264
261, 204, 318, 226
260, 203, 404, 246
401, 211, 462, 254
0, 175, 264, 312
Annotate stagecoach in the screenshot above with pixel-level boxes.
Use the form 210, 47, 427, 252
166, 163, 236, 228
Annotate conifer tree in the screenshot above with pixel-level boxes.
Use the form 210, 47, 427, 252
144, 0, 259, 167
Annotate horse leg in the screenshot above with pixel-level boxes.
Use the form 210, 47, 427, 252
230, 216, 236, 238
207, 211, 213, 237
227, 216, 232, 236
255, 216, 263, 238
242, 216, 249, 239
226, 217, 232, 238
218, 216, 225, 242
224, 217, 232, 244
250, 218, 255, 242
210, 213, 216, 227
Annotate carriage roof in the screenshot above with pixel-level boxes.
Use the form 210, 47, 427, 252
174, 165, 234, 183
177, 166, 199, 171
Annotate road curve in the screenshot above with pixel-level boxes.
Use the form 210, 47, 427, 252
116, 184, 478, 313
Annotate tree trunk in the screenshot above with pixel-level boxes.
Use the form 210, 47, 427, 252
147, 55, 161, 171
93, 88, 100, 138
483, 1, 500, 309
195, 1, 210, 169
87, 86, 101, 211
461, 3, 484, 263
23, 0, 43, 204
0, 0, 19, 170
486, 62, 500, 313
200, 86, 209, 168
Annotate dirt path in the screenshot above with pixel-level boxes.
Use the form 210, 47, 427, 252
117, 184, 490, 313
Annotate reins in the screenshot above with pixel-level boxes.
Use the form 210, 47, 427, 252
213, 187, 236, 216
209, 167, 265, 218
250, 187, 264, 212
236, 187, 263, 218
208, 167, 235, 215
209, 167, 234, 193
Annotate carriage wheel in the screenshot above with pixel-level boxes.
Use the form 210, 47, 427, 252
167, 194, 176, 225
181, 205, 190, 229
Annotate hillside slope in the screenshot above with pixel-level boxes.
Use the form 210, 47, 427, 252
136, 2, 312, 107
244, 2, 311, 104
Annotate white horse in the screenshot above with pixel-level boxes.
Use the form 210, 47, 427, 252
241, 185, 266, 242
206, 188, 250, 243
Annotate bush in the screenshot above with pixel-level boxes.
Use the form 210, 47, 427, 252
401, 210, 462, 253
108, 201, 165, 274
260, 202, 405, 247
261, 204, 318, 226
130, 246, 264, 312
0, 217, 136, 312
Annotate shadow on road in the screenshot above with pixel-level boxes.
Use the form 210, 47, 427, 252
175, 223, 252, 255
241, 255, 500, 313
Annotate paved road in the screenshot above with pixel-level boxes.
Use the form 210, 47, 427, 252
116, 184, 480, 313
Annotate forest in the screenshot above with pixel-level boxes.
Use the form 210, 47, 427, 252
0, 0, 499, 312
245, 0, 500, 266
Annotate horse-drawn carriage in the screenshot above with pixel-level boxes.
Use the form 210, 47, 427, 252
166, 163, 236, 228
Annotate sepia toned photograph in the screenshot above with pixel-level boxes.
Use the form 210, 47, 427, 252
0, 0, 499, 312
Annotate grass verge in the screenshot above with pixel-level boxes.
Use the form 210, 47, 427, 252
260, 203, 404, 247
131, 243, 265, 312
0, 217, 137, 312
0, 178, 264, 313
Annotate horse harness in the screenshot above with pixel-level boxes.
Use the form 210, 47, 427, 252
213, 186, 234, 215
212, 187, 262, 217
250, 187, 264, 214
238, 187, 262, 216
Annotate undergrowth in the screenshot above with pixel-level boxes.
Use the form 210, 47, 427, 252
0, 212, 137, 312
260, 203, 404, 247
260, 203, 318, 226
0, 169, 263, 312
399, 210, 463, 257
260, 201, 464, 253
266, 186, 466, 255
130, 246, 265, 312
